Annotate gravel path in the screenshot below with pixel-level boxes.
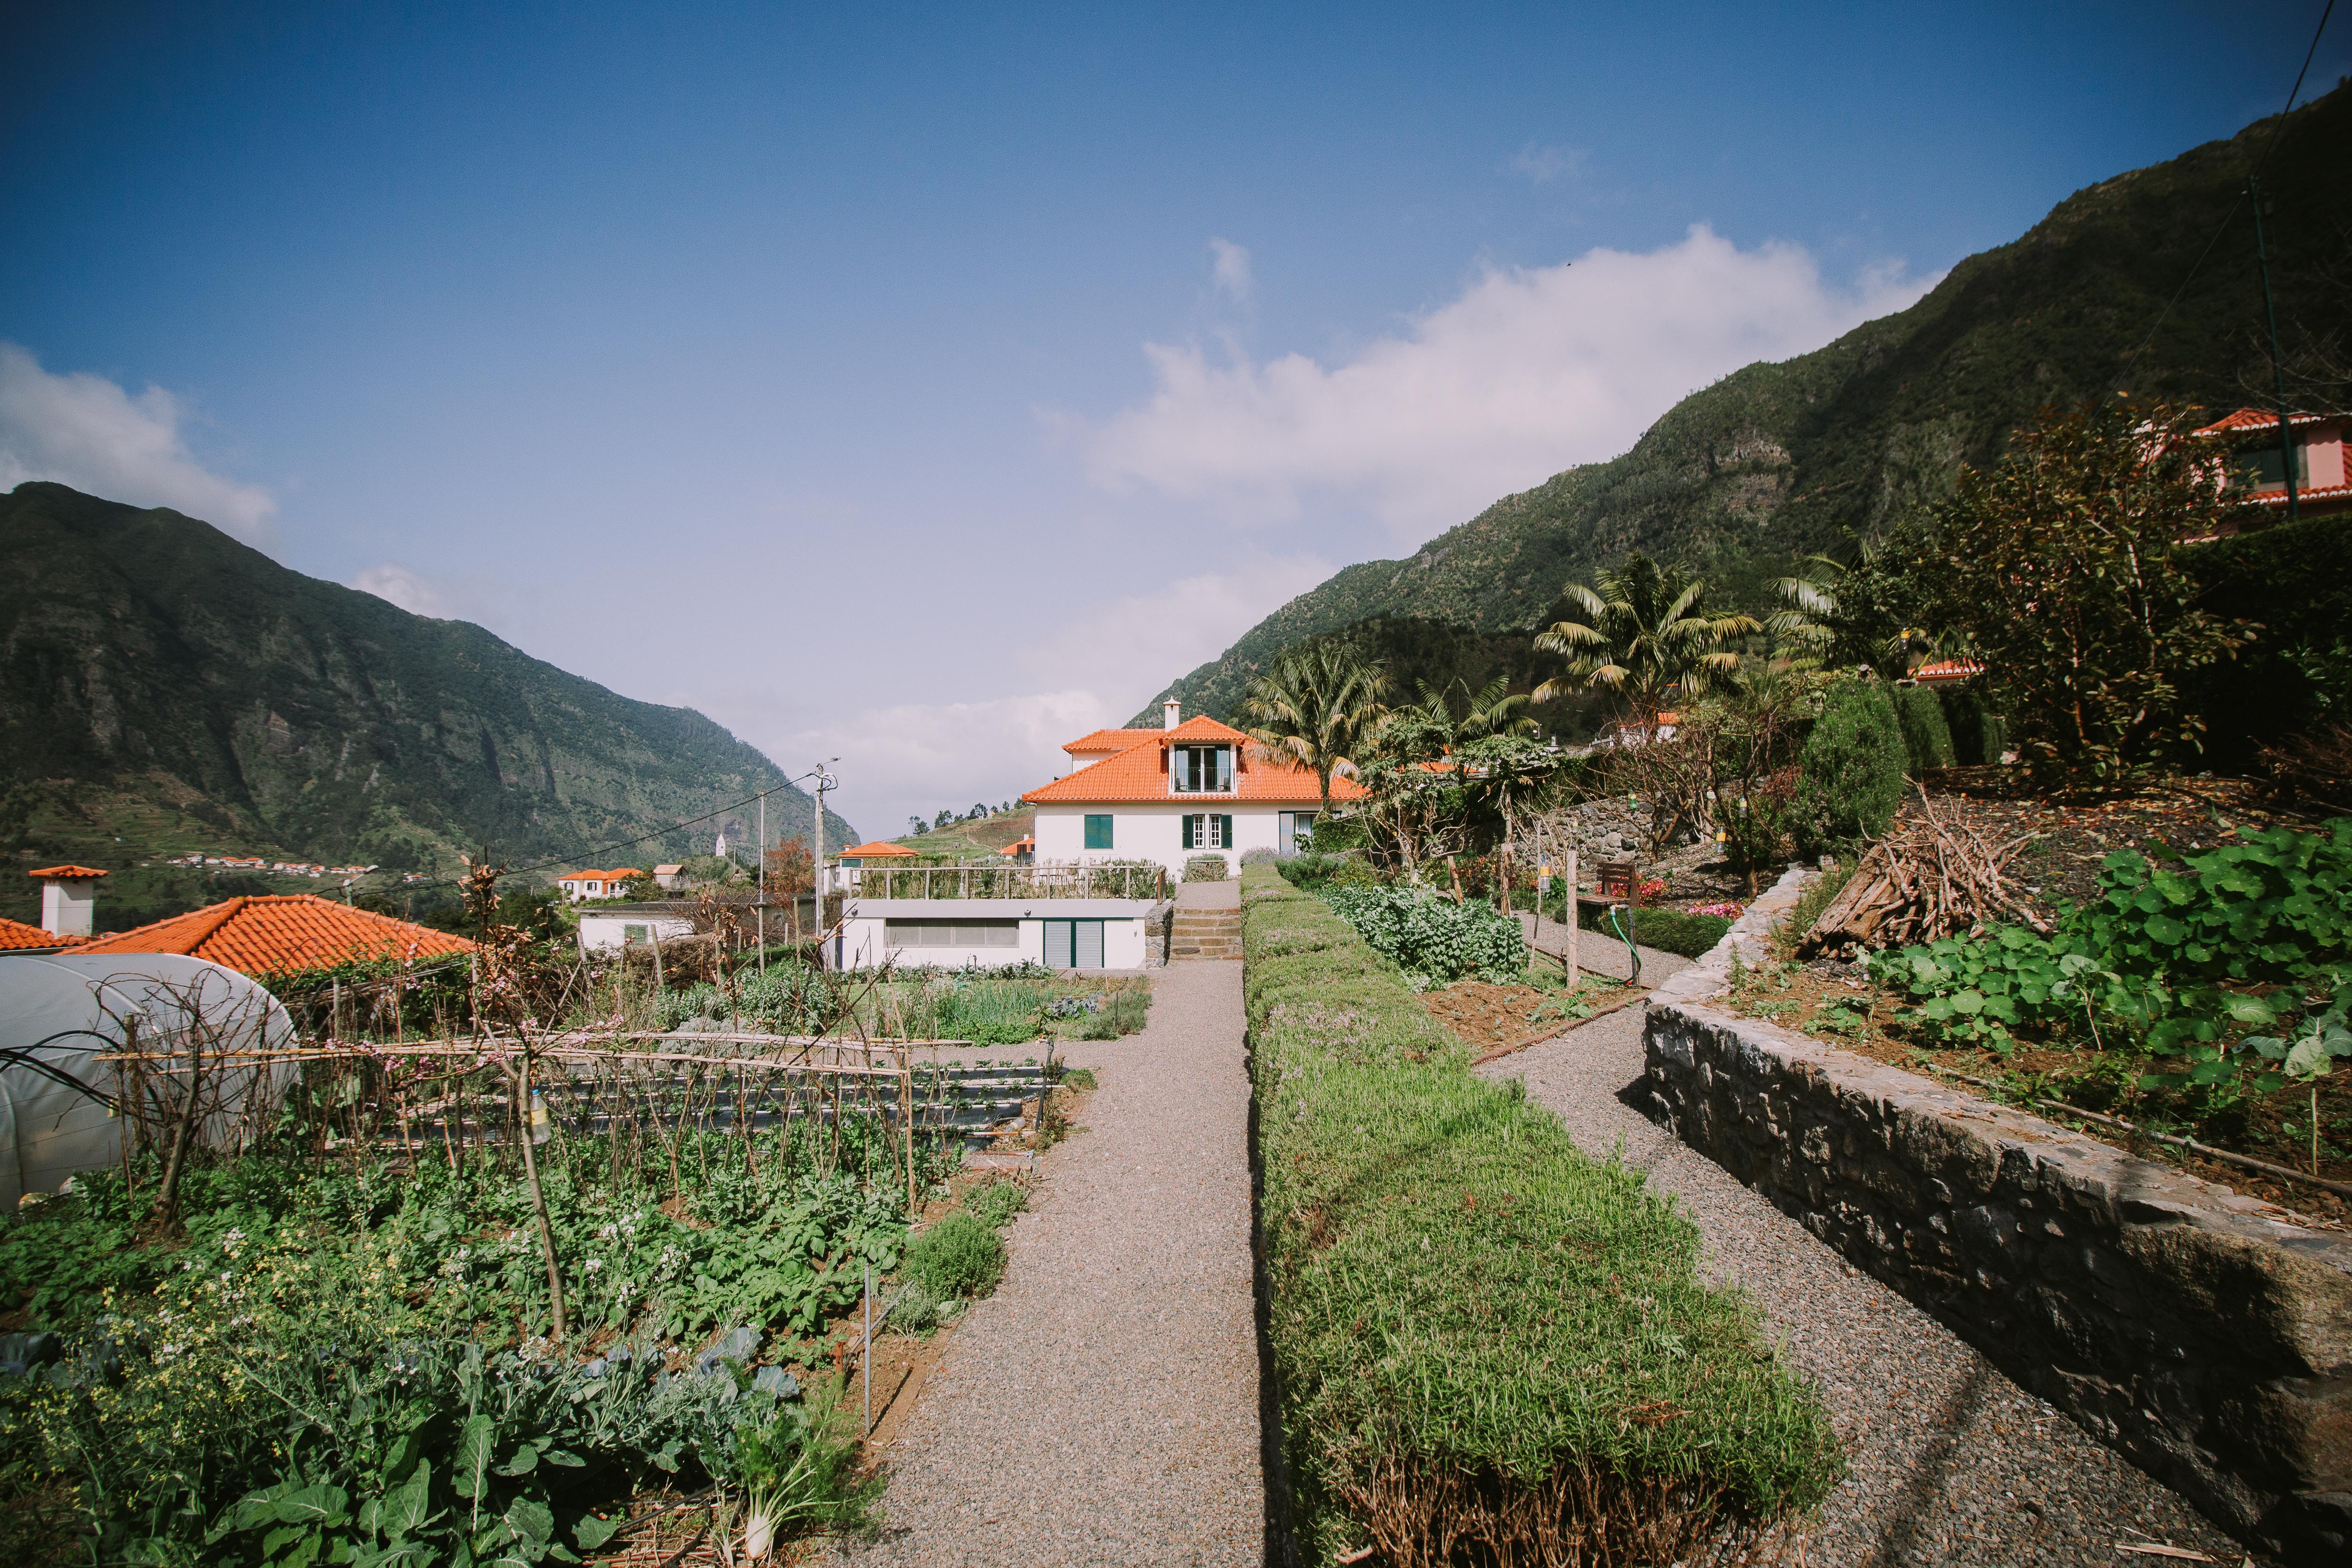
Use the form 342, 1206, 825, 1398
825, 962, 1264, 1567
1479, 992, 2256, 1567
1519, 909, 1682, 986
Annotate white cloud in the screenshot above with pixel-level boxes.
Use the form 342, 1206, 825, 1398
1209, 237, 1253, 302
0, 342, 276, 541
790, 550, 1331, 835
1510, 142, 1587, 184
351, 564, 462, 619
1083, 225, 1940, 538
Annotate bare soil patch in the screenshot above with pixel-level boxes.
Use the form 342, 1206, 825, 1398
1418, 975, 1626, 1056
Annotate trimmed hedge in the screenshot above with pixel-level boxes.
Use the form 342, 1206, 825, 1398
1788, 676, 1906, 855
1892, 683, 1957, 773
1242, 867, 1839, 1563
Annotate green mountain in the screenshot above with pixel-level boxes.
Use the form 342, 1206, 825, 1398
1145, 84, 2352, 725
0, 482, 854, 928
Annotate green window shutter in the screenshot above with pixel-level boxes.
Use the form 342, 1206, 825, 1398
1084, 814, 1112, 850
1218, 814, 1234, 848
1181, 814, 1194, 849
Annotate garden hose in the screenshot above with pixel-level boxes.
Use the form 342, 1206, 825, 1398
1607, 903, 1641, 987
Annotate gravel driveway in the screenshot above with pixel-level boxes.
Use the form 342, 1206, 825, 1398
1480, 993, 2258, 1567
823, 962, 1264, 1567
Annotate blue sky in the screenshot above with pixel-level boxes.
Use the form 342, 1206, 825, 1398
3, 2, 2341, 840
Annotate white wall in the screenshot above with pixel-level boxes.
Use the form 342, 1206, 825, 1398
39, 882, 96, 938
1033, 803, 1300, 876
576, 912, 695, 955
836, 915, 1149, 971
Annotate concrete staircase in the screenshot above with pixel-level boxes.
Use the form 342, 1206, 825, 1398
1170, 905, 1242, 961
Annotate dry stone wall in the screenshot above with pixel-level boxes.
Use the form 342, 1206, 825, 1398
1641, 868, 2352, 1564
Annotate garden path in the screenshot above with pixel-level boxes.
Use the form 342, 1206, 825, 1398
1481, 1002, 2254, 1567
1519, 907, 1683, 984
822, 960, 1264, 1568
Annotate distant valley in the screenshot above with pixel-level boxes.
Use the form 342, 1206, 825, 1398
0, 483, 854, 930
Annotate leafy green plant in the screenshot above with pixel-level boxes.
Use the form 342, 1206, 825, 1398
905, 1212, 1004, 1301
1892, 684, 1956, 773
1321, 883, 1525, 986
2245, 978, 2352, 1174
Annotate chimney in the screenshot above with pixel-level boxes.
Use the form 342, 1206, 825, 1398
30, 866, 106, 938
1163, 698, 1181, 729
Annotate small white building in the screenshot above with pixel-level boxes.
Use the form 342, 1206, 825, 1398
1018, 702, 1358, 877
833, 898, 1163, 972
576, 906, 697, 955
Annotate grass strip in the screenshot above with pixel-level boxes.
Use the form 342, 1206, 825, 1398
1242, 866, 1839, 1565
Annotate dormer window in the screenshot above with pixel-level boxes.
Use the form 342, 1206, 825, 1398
1170, 744, 1234, 794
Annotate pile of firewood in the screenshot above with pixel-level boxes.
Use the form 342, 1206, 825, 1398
1795, 787, 2047, 958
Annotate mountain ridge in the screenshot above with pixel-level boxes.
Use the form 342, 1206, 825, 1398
0, 482, 853, 926
1139, 84, 2352, 725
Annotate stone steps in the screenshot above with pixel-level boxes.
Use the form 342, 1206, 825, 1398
1171, 910, 1241, 961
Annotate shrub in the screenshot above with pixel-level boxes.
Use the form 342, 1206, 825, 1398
905, 1212, 1003, 1300
1309, 815, 1367, 852
1240, 846, 1280, 865
1788, 676, 1905, 856
1183, 855, 1229, 882
1933, 682, 2006, 767
1241, 867, 1839, 1562
1321, 883, 1525, 985
1275, 851, 1381, 890
1892, 683, 1956, 773
963, 1178, 1027, 1230
1576, 902, 1733, 960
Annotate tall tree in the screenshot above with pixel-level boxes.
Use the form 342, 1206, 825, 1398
1240, 643, 1391, 818
1919, 400, 2256, 782
1533, 554, 1759, 727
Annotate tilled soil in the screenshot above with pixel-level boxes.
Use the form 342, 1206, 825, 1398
1480, 995, 2257, 1568
815, 963, 1263, 1568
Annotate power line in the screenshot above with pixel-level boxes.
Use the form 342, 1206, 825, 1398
2122, 0, 2335, 370
358, 766, 840, 898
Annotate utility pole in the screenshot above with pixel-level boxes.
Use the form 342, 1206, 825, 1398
2249, 176, 2301, 525
813, 760, 838, 966
756, 788, 767, 974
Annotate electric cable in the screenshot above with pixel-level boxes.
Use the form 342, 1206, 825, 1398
2122, 0, 2335, 370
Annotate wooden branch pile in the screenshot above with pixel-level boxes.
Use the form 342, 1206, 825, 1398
1795, 788, 2048, 958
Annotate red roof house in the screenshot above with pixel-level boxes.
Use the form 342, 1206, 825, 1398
77, 895, 474, 976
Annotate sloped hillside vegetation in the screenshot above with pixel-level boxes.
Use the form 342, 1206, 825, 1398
1147, 85, 2352, 724
0, 484, 853, 909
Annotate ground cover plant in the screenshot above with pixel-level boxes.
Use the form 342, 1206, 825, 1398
1242, 866, 1839, 1565
1320, 882, 1526, 988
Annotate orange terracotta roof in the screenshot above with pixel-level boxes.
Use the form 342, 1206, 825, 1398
1062, 728, 1163, 755
1913, 659, 1985, 683
27, 865, 108, 880
999, 836, 1036, 856
2191, 407, 2341, 435
0, 915, 77, 950
78, 895, 475, 975
1023, 735, 1365, 805
840, 841, 917, 859
559, 869, 641, 883
2244, 480, 2352, 508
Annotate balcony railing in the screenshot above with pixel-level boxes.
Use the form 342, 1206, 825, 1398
849, 860, 1169, 902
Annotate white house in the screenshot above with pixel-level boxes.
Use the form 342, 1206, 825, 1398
557, 868, 644, 902
1018, 702, 1358, 877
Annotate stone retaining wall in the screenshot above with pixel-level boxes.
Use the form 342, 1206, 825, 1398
1641, 867, 2352, 1563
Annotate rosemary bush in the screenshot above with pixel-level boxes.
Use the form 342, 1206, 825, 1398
1242, 868, 1840, 1563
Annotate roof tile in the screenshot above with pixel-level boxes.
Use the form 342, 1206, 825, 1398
78, 895, 475, 975
0, 915, 77, 950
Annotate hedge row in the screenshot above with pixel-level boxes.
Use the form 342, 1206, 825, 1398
1241, 867, 1839, 1564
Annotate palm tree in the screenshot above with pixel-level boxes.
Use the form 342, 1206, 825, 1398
1408, 675, 1538, 742
1240, 643, 1390, 818
1532, 554, 1759, 725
